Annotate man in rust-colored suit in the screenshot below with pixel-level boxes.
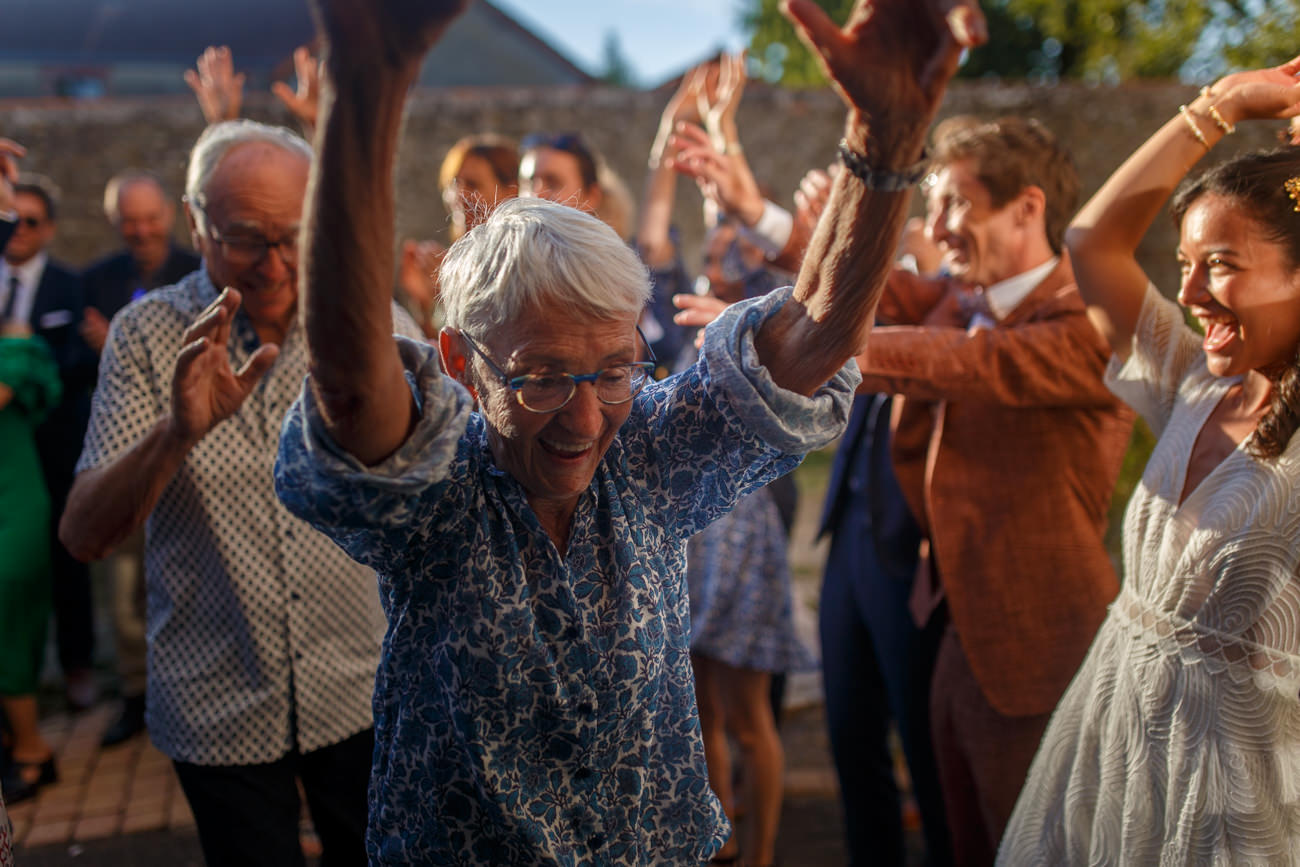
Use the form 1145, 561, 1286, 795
856, 117, 1134, 867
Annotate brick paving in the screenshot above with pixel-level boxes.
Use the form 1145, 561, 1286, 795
7, 704, 193, 854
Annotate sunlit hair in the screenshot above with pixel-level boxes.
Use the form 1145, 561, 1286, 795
439, 197, 650, 335
103, 169, 170, 224
594, 161, 634, 240
1171, 147, 1300, 460
438, 134, 519, 195
185, 120, 311, 225
930, 115, 1079, 254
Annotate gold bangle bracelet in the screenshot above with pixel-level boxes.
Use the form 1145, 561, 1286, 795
1198, 87, 1236, 134
1179, 104, 1210, 150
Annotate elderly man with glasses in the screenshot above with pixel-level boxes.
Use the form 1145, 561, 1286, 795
59, 119, 423, 866
270, 0, 984, 863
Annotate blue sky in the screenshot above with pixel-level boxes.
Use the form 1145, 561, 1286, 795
492, 0, 750, 87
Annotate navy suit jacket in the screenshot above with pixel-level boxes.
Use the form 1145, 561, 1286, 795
0, 216, 14, 255
819, 392, 922, 585
82, 245, 201, 320
29, 258, 95, 497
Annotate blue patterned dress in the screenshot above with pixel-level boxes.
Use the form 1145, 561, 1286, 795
274, 289, 857, 865
686, 483, 815, 673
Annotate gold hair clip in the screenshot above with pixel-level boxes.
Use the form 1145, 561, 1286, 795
1287, 176, 1300, 213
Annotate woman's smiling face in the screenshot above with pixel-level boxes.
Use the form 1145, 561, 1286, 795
1176, 193, 1300, 379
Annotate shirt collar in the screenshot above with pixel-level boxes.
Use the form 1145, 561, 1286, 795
2, 251, 48, 290
982, 256, 1058, 321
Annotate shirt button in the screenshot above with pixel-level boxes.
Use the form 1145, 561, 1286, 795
587, 834, 605, 849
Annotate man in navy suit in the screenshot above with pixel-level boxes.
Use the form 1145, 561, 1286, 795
0, 176, 99, 711
81, 170, 200, 355
819, 390, 950, 866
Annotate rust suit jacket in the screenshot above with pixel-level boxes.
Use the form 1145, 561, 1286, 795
857, 257, 1134, 717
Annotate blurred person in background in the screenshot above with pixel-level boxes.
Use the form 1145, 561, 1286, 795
399, 134, 519, 339
0, 137, 64, 809
0, 174, 99, 714
81, 169, 202, 748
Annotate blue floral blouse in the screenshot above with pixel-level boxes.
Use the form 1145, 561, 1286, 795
274, 288, 858, 865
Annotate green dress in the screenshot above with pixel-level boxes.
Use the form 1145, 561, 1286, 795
0, 334, 62, 695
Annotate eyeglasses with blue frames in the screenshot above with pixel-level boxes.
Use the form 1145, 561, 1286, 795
458, 327, 657, 413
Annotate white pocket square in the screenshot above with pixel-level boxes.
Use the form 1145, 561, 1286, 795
38, 309, 75, 329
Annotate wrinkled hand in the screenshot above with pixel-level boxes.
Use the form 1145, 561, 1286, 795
272, 46, 321, 134
310, 0, 470, 71
80, 307, 110, 354
781, 0, 985, 138
794, 168, 833, 236
1207, 55, 1300, 127
668, 122, 766, 227
168, 288, 279, 446
183, 46, 245, 125
0, 138, 25, 214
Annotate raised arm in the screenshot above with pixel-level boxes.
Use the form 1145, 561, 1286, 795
743, 0, 983, 395
1066, 57, 1300, 360
301, 0, 468, 465
637, 64, 706, 268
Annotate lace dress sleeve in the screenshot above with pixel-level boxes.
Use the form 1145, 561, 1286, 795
1104, 282, 1205, 438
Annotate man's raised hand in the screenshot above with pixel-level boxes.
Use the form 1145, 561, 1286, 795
168, 288, 279, 447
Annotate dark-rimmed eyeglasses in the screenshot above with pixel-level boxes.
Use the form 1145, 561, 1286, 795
459, 327, 657, 413
16, 216, 45, 229
191, 204, 299, 268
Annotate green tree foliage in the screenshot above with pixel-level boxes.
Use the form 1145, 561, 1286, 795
740, 0, 1300, 84
1218, 0, 1300, 73
598, 31, 638, 88
740, 0, 854, 86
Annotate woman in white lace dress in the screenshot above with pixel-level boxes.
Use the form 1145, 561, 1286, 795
998, 60, 1300, 864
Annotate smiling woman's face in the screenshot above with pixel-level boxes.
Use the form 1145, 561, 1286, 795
460, 305, 641, 510
1176, 193, 1300, 379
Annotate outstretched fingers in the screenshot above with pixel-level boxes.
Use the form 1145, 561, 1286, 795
182, 288, 240, 349
236, 344, 281, 391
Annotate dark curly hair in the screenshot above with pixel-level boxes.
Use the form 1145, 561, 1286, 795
1170, 147, 1300, 460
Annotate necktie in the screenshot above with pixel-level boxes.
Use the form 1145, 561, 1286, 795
2, 275, 19, 322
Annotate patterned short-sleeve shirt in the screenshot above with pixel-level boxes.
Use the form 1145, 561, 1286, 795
76, 267, 424, 765
274, 288, 859, 865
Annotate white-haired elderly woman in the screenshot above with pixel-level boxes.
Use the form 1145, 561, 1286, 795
273, 0, 983, 863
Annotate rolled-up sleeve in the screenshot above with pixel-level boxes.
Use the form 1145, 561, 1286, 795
274, 336, 474, 544
698, 286, 859, 454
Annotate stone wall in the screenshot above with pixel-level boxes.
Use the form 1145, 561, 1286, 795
4, 81, 1287, 292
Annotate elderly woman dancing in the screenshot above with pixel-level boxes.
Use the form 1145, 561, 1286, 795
272, 0, 983, 863
999, 58, 1300, 864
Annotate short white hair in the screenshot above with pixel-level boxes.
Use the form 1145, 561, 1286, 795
440, 197, 651, 334
185, 120, 311, 216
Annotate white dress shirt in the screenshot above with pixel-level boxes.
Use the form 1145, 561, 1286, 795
0, 252, 48, 325
968, 256, 1059, 331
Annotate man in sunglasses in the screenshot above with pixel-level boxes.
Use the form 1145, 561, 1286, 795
60, 119, 423, 866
